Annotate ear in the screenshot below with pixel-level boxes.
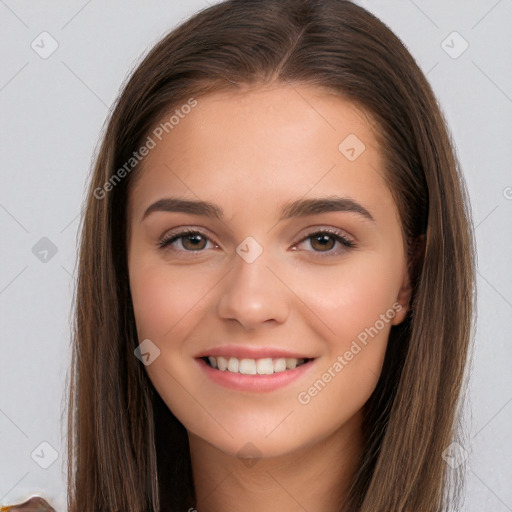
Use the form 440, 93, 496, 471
390, 234, 425, 326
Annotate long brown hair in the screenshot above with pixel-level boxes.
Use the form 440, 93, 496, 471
67, 1, 475, 510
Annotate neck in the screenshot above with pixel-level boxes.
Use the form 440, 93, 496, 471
187, 411, 364, 512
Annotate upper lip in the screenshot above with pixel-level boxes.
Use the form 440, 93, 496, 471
195, 345, 315, 360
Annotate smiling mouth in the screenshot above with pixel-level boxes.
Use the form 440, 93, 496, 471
201, 356, 314, 375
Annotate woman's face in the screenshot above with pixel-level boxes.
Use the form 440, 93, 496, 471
127, 83, 411, 459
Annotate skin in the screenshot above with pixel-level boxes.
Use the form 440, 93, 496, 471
127, 83, 412, 512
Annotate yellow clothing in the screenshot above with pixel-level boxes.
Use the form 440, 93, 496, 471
0, 497, 55, 511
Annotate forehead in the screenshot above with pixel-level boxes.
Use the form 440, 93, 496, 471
127, 83, 391, 223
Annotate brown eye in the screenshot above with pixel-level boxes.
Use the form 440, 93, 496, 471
310, 233, 337, 252
295, 229, 355, 257
180, 233, 208, 250
158, 230, 213, 252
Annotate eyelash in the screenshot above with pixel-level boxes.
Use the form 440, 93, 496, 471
157, 228, 356, 257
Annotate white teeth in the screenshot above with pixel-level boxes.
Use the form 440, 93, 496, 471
285, 358, 297, 370
217, 356, 228, 371
205, 356, 308, 374
239, 359, 257, 375
273, 358, 287, 372
256, 358, 274, 375
227, 357, 239, 373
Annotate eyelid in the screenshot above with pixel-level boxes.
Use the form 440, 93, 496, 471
296, 226, 355, 244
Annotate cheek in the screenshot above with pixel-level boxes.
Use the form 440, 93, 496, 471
290, 271, 401, 436
129, 259, 215, 340
291, 252, 403, 398
292, 252, 402, 346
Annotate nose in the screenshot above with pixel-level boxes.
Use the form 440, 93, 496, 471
216, 248, 290, 330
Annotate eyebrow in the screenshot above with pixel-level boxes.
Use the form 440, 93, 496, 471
141, 196, 375, 223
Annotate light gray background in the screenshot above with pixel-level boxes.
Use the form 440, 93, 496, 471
0, 1, 511, 510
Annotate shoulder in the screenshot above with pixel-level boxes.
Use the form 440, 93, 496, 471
0, 497, 56, 511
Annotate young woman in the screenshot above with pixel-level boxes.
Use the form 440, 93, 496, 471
5, 1, 475, 510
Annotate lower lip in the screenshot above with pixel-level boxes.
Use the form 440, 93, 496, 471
196, 358, 316, 392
